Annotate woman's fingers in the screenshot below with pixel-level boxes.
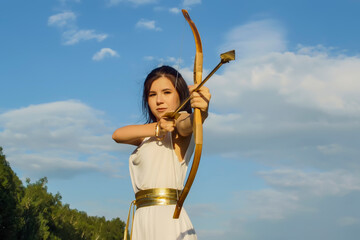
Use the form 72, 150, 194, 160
188, 85, 211, 112
159, 117, 176, 133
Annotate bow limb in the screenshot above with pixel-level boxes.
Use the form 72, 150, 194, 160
173, 9, 203, 219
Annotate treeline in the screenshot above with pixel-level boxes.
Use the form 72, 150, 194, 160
0, 147, 125, 240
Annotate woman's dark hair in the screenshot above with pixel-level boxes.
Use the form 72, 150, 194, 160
142, 65, 192, 123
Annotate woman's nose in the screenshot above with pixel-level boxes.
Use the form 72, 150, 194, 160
156, 94, 164, 104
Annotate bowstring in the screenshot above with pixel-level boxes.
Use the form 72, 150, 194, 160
174, 17, 186, 90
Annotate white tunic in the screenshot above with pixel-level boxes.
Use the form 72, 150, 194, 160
129, 132, 197, 240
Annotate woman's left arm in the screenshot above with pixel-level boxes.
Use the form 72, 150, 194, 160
175, 85, 211, 137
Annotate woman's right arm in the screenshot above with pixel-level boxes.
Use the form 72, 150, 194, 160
112, 123, 157, 146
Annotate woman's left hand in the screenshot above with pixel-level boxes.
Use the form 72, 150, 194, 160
188, 85, 211, 113
158, 117, 176, 135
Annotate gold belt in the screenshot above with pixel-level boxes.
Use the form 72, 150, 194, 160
123, 188, 181, 240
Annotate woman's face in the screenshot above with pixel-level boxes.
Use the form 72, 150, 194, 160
148, 76, 180, 121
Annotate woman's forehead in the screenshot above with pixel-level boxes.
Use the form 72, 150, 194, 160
150, 77, 175, 90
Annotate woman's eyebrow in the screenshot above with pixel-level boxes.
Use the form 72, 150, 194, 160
149, 88, 173, 93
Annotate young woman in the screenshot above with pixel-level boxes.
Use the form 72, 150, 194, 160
112, 66, 211, 240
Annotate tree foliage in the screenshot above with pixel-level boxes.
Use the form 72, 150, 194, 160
0, 147, 125, 240
0, 147, 24, 239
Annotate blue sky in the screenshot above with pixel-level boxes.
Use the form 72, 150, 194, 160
1, 0, 360, 239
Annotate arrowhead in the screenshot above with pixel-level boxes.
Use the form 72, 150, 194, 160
220, 50, 235, 63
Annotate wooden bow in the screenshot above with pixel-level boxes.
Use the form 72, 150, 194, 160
173, 9, 203, 219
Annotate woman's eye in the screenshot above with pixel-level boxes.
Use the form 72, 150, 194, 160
149, 93, 156, 97
164, 91, 171, 94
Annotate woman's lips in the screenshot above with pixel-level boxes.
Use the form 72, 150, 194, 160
156, 108, 167, 112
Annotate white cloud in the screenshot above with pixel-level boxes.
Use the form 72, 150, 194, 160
135, 19, 162, 31
143, 56, 154, 61
227, 169, 360, 224
58, 0, 81, 4
92, 48, 119, 61
191, 21, 360, 238
317, 143, 343, 155
337, 216, 360, 226
12, 153, 100, 178
193, 168, 360, 239
48, 11, 108, 45
48, 11, 76, 27
220, 19, 286, 58
169, 7, 181, 14
201, 40, 360, 170
216, 21, 360, 116
0, 100, 130, 179
106, 0, 157, 6
239, 188, 302, 220
183, 0, 201, 7
222, 168, 360, 240
63, 29, 108, 45
144, 56, 183, 68
153, 6, 180, 13
259, 169, 360, 197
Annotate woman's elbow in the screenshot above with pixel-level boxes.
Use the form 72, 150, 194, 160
112, 131, 121, 143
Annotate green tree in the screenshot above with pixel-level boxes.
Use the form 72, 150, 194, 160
1, 146, 126, 239
0, 147, 25, 239
18, 177, 63, 240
